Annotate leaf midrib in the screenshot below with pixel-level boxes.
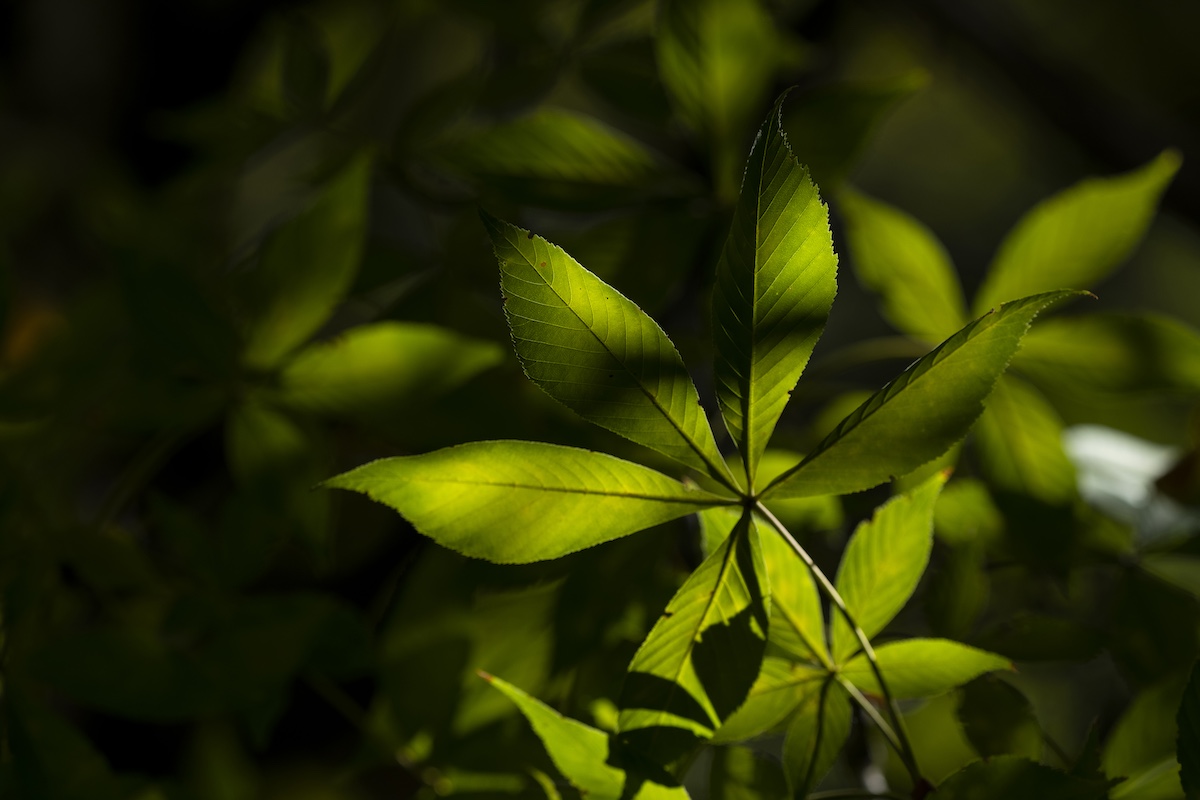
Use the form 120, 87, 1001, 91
380, 474, 737, 504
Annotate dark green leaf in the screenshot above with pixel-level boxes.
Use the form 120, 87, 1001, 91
710, 745, 789, 800
712, 95, 838, 485
325, 441, 733, 564
957, 675, 1042, 759
764, 292, 1078, 499
1104, 674, 1188, 790
936, 757, 1111, 800
782, 678, 851, 797
976, 613, 1104, 662
485, 212, 736, 487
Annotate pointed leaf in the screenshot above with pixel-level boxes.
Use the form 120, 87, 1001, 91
839, 186, 968, 343
974, 150, 1180, 314
1014, 312, 1200, 394
485, 212, 734, 486
1179, 661, 1200, 798
243, 153, 372, 368
481, 674, 689, 800
278, 322, 504, 416
710, 745, 789, 800
712, 95, 838, 485
763, 291, 1079, 499
618, 510, 769, 769
975, 375, 1077, 504
711, 658, 825, 744
841, 639, 1010, 700
325, 441, 733, 564
937, 757, 1112, 800
782, 678, 852, 797
831, 473, 946, 662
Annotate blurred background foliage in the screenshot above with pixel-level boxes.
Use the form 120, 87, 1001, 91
2, 0, 1200, 797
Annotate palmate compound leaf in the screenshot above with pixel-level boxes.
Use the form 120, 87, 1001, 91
484, 211, 738, 490
712, 92, 838, 487
840, 639, 1011, 700
973, 150, 1180, 315
617, 509, 769, 772
829, 472, 945, 662
481, 673, 689, 800
324, 441, 734, 564
762, 290, 1081, 499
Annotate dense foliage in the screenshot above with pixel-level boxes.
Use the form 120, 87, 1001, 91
3, 1, 1200, 799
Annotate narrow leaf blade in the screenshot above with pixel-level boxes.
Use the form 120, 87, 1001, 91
325, 441, 732, 564
618, 510, 769, 769
842, 639, 1011, 700
831, 473, 946, 662
763, 291, 1080, 499
782, 678, 852, 797
974, 150, 1180, 315
839, 186, 968, 343
713, 95, 838, 484
485, 212, 734, 486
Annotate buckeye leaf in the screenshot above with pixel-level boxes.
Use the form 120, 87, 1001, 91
973, 150, 1180, 315
243, 152, 372, 368
481, 674, 688, 800
324, 441, 733, 564
839, 186, 968, 344
279, 322, 504, 415
841, 639, 1011, 700
618, 509, 769, 769
762, 291, 1079, 499
485, 212, 736, 488
974, 375, 1077, 505
711, 658, 825, 744
782, 678, 852, 798
830, 472, 946, 663
712, 94, 837, 486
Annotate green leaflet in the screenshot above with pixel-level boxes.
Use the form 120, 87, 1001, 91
782, 678, 852, 797
1013, 312, 1200, 394
484, 211, 736, 489
324, 441, 733, 564
759, 517, 827, 667
1180, 663, 1200, 798
974, 375, 1077, 504
839, 186, 968, 344
710, 745, 789, 800
712, 94, 838, 486
481, 674, 689, 800
656, 0, 786, 200
763, 291, 1078, 499
830, 473, 946, 662
711, 658, 824, 744
278, 322, 504, 416
841, 639, 1011, 700
937, 757, 1112, 800
618, 510, 769, 770
973, 150, 1180, 315
1103, 674, 1188, 790
242, 152, 372, 369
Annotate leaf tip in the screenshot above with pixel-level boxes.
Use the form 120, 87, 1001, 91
476, 669, 495, 683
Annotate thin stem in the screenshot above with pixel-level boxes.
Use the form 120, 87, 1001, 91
836, 675, 903, 756
753, 500, 923, 786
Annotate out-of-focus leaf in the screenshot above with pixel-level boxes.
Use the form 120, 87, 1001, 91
934, 478, 1003, 546
1104, 674, 1189, 787
657, 0, 787, 200
974, 375, 1078, 505
618, 510, 769, 770
781, 678, 851, 797
712, 94, 838, 484
1143, 554, 1200, 598
327, 441, 731, 564
483, 673, 689, 799
924, 541, 990, 639
484, 212, 735, 487
242, 152, 372, 368
710, 745, 789, 800
976, 613, 1103, 662
1015, 313, 1200, 394
764, 292, 1077, 499
936, 757, 1111, 800
957, 675, 1042, 759
831, 473, 946, 662
278, 321, 504, 416
839, 186, 967, 343
842, 639, 1010, 700
711, 658, 824, 744
973, 150, 1180, 314
1177, 660, 1200, 798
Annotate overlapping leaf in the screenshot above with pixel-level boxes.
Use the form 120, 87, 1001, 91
782, 678, 852, 797
617, 510, 769, 769
937, 757, 1111, 800
840, 639, 1010, 700
973, 150, 1180, 314
484, 212, 735, 487
711, 658, 824, 744
712, 94, 838, 485
325, 441, 733, 564
830, 473, 945, 661
763, 291, 1078, 499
